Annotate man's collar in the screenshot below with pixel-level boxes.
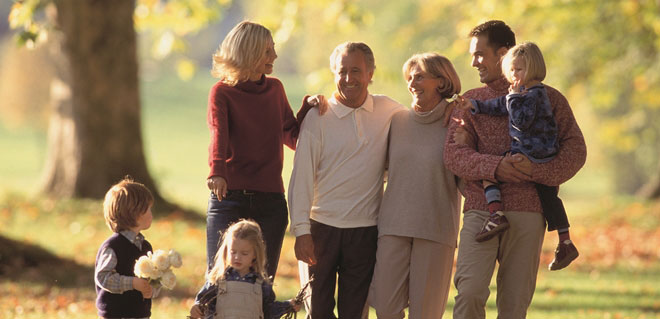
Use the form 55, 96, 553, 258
329, 94, 374, 118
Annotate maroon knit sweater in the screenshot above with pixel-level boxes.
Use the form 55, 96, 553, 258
444, 77, 587, 213
207, 75, 309, 193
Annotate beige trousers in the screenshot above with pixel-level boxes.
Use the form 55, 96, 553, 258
452, 210, 545, 319
369, 235, 455, 319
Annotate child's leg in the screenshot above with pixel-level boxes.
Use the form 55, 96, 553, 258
535, 183, 579, 270
535, 183, 570, 236
483, 180, 503, 215
475, 180, 510, 242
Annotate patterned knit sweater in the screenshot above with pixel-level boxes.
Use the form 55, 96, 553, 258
443, 78, 586, 213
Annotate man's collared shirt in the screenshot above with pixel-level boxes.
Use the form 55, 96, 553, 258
289, 94, 404, 236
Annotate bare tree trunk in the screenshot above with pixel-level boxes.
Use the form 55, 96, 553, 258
637, 159, 660, 200
41, 0, 164, 205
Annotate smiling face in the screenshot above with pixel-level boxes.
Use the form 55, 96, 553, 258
469, 35, 507, 84
250, 37, 277, 80
333, 50, 373, 108
227, 238, 256, 276
406, 64, 444, 111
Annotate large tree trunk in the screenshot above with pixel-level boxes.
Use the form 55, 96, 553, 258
637, 159, 660, 200
41, 0, 164, 205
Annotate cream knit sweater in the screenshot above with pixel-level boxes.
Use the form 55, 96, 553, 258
378, 101, 461, 247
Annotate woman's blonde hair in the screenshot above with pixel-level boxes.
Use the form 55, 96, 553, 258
207, 219, 269, 284
501, 42, 546, 84
402, 53, 461, 99
211, 21, 272, 86
103, 177, 154, 233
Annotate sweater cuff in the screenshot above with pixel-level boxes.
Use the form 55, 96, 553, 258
292, 222, 311, 237
120, 276, 135, 293
208, 161, 227, 180
470, 100, 479, 114
484, 155, 503, 182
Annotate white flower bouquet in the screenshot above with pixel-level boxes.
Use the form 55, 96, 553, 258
134, 249, 183, 289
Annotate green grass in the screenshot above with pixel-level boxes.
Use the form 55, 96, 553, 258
1, 73, 659, 318
2, 194, 660, 318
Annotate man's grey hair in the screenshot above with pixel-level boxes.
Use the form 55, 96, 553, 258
329, 42, 376, 72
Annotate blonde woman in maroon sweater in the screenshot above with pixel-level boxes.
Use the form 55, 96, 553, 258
196, 21, 312, 314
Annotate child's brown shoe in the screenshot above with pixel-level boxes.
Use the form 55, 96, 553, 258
549, 239, 579, 271
475, 211, 510, 242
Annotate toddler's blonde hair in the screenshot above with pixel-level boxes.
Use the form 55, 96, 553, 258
207, 219, 269, 284
501, 42, 546, 84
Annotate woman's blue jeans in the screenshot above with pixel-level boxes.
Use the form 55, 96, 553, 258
204, 190, 289, 279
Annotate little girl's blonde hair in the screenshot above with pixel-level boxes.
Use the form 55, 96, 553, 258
501, 41, 546, 84
211, 21, 272, 86
207, 219, 269, 284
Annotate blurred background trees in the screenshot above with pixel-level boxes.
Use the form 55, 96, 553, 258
2, 0, 660, 203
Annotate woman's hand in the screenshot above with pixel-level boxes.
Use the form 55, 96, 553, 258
207, 176, 227, 199
453, 95, 472, 111
306, 95, 328, 115
441, 94, 466, 127
454, 125, 475, 147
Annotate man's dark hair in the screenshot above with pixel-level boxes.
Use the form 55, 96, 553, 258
469, 20, 516, 51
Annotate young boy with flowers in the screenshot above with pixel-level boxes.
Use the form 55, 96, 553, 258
95, 177, 159, 319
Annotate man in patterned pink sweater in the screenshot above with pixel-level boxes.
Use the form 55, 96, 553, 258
444, 20, 587, 318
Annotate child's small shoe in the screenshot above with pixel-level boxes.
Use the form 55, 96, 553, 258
475, 211, 510, 242
549, 239, 579, 271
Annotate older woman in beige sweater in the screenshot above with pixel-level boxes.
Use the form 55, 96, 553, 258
369, 53, 462, 319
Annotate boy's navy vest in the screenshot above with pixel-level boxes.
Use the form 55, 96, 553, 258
95, 233, 152, 318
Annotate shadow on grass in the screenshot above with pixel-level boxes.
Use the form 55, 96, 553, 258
0, 235, 93, 287
0, 235, 194, 299
0, 235, 195, 299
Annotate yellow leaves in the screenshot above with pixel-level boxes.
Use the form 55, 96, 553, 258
620, 0, 640, 17
135, 0, 224, 34
176, 58, 197, 81
272, 1, 298, 45
634, 74, 650, 92
599, 118, 640, 152
152, 31, 176, 59
8, 0, 48, 48
134, 3, 151, 20
8, 0, 39, 30
417, 1, 449, 24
